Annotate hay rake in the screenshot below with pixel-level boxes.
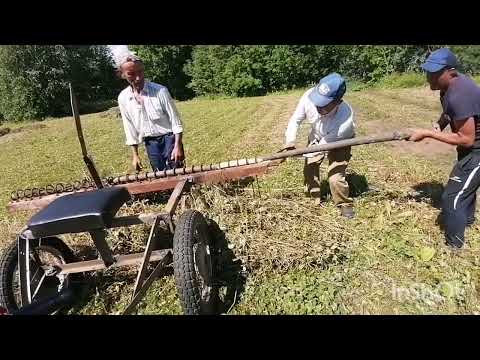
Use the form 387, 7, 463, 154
0, 84, 411, 315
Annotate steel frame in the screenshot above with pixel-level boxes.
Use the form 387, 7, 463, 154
18, 179, 191, 314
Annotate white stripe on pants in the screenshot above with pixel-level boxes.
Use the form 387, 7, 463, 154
453, 162, 480, 210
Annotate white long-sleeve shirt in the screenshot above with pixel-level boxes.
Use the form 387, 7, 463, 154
118, 81, 184, 146
285, 88, 356, 146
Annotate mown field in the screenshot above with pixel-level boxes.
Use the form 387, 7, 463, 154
1, 83, 479, 315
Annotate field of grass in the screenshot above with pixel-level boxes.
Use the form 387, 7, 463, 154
1, 83, 480, 315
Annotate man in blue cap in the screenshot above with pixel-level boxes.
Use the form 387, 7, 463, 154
409, 48, 480, 249
282, 73, 356, 218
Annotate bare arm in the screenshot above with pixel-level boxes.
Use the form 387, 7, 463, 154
284, 97, 307, 148
410, 117, 475, 147
131, 144, 143, 171
158, 88, 185, 163
171, 132, 185, 162
118, 98, 143, 171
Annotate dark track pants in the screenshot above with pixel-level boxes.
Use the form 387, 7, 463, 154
441, 151, 480, 248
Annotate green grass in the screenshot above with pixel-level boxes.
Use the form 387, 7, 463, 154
374, 72, 426, 89
1, 84, 480, 315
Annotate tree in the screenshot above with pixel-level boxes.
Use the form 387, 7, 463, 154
130, 45, 194, 100
0, 45, 121, 121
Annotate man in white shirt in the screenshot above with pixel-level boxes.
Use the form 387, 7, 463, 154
282, 73, 356, 218
117, 53, 185, 172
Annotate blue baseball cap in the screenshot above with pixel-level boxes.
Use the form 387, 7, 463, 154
309, 73, 346, 107
421, 48, 458, 73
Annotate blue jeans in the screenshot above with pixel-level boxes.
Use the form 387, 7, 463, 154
144, 133, 181, 172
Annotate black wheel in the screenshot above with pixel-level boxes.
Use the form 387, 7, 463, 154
0, 236, 78, 314
173, 210, 218, 315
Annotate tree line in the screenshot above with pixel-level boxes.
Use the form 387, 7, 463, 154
1, 45, 479, 122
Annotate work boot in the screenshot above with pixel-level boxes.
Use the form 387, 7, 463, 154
307, 188, 323, 206
340, 205, 355, 219
305, 187, 321, 198
442, 242, 468, 258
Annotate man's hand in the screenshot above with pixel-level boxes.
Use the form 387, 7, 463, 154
408, 129, 430, 142
408, 118, 475, 147
171, 145, 185, 163
132, 155, 143, 172
171, 133, 185, 164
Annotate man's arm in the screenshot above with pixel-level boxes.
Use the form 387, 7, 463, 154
131, 144, 143, 171
172, 132, 184, 162
159, 88, 185, 162
118, 98, 143, 171
283, 97, 307, 150
410, 117, 475, 147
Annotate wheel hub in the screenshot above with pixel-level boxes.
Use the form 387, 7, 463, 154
194, 242, 213, 286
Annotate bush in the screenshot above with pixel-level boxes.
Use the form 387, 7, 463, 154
338, 45, 437, 83
184, 46, 243, 96
374, 72, 426, 89
129, 45, 194, 100
0, 45, 121, 122
184, 45, 444, 97
1, 45, 477, 121
185, 45, 347, 97
450, 46, 480, 75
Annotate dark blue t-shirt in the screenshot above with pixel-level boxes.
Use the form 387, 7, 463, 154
441, 74, 480, 154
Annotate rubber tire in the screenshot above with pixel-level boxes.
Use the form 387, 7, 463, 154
173, 210, 217, 315
0, 237, 78, 314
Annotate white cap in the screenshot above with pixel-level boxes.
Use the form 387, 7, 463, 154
107, 45, 141, 69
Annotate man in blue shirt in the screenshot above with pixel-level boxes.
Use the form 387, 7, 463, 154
409, 48, 480, 249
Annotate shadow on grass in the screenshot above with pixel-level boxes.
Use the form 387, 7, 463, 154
409, 181, 444, 210
207, 218, 247, 314
410, 181, 479, 231
316, 172, 370, 201
408, 181, 452, 231
68, 217, 245, 315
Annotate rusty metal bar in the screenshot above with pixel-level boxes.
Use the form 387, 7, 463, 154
124, 161, 276, 195
132, 215, 162, 298
89, 230, 115, 268
164, 179, 189, 216
7, 131, 411, 212
123, 251, 173, 315
8, 161, 279, 213
109, 213, 157, 227
58, 249, 170, 275
111, 158, 260, 185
